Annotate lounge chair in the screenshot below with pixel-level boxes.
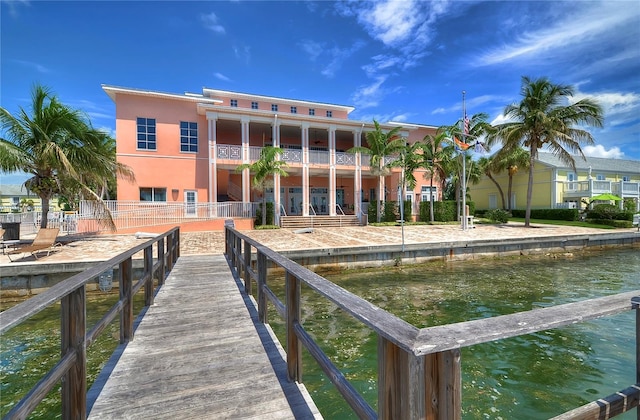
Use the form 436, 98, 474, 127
7, 228, 62, 262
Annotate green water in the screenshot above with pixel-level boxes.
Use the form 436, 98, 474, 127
268, 248, 640, 419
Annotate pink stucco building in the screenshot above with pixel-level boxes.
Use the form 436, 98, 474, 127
103, 85, 442, 229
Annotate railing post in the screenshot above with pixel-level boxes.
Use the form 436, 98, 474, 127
144, 245, 154, 306
286, 271, 302, 382
257, 250, 268, 323
235, 235, 242, 273
61, 286, 86, 420
175, 228, 180, 259
120, 257, 133, 343
157, 236, 165, 285
632, 296, 640, 420
243, 240, 252, 295
425, 350, 461, 420
378, 338, 461, 420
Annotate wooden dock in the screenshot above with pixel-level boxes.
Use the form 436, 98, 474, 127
87, 255, 321, 419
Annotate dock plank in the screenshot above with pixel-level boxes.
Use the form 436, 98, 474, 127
88, 255, 321, 419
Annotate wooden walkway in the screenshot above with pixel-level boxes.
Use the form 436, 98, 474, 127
87, 255, 321, 419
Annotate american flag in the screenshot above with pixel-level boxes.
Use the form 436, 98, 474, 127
464, 113, 470, 135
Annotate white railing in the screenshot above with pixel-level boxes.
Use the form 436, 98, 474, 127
335, 152, 356, 166
281, 149, 302, 163
77, 201, 258, 233
309, 150, 329, 164
0, 211, 79, 236
217, 144, 243, 160
563, 180, 640, 199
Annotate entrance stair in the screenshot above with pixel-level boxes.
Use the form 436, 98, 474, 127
280, 215, 361, 229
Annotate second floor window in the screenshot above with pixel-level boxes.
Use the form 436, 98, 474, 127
180, 121, 198, 152
309, 108, 315, 116
623, 176, 631, 182
251, 101, 259, 109
326, 110, 333, 118
596, 174, 605, 181
291, 106, 297, 114
137, 117, 156, 150
271, 104, 278, 112
230, 99, 238, 107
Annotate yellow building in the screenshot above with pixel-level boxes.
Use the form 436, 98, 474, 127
470, 152, 640, 212
0, 184, 58, 213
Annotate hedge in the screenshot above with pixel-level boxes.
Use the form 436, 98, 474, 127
510, 208, 579, 221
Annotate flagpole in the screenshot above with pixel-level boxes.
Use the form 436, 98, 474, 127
461, 91, 467, 230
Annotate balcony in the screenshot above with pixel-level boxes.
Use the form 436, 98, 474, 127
563, 180, 640, 199
216, 144, 359, 167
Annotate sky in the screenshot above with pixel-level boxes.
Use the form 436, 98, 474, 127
2, 0, 639, 185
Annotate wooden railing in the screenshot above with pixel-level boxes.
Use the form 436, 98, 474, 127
224, 225, 640, 419
0, 227, 180, 420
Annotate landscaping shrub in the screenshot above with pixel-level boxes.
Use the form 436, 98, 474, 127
586, 204, 633, 221
485, 209, 510, 223
511, 208, 578, 221
383, 201, 397, 222
255, 202, 274, 225
418, 200, 471, 222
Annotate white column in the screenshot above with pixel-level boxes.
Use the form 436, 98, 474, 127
302, 124, 310, 217
206, 112, 218, 218
272, 115, 281, 224
329, 125, 336, 216
241, 117, 251, 203
353, 127, 362, 219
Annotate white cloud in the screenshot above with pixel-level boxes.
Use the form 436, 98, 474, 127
299, 40, 324, 61
582, 145, 624, 159
12, 59, 50, 73
96, 126, 116, 138
299, 39, 365, 78
233, 45, 251, 65
214, 72, 231, 82
476, 3, 638, 67
573, 90, 640, 127
351, 76, 388, 109
201, 12, 225, 34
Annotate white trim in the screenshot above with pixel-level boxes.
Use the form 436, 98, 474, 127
102, 84, 223, 104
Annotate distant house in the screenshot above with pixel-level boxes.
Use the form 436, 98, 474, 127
469, 152, 640, 212
0, 184, 35, 212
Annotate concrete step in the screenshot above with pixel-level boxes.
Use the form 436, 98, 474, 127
281, 215, 361, 228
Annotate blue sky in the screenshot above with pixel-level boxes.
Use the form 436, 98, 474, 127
2, 0, 639, 185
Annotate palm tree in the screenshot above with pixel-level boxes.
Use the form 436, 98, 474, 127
421, 129, 454, 222
477, 156, 506, 210
388, 140, 424, 221
493, 147, 530, 211
0, 84, 134, 229
236, 146, 288, 226
491, 77, 603, 226
348, 120, 405, 222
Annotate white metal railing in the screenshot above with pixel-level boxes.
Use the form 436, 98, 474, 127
335, 152, 356, 166
309, 150, 329, 164
281, 149, 302, 163
0, 211, 79, 236
217, 144, 243, 160
77, 201, 258, 233
563, 180, 640, 198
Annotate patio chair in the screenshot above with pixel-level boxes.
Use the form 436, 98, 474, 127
7, 228, 62, 262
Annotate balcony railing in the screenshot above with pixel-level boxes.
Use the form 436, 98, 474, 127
563, 180, 640, 198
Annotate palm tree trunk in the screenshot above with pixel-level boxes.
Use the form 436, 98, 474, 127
39, 193, 51, 229
487, 174, 506, 209
262, 189, 267, 226
524, 150, 536, 227
507, 176, 514, 211
429, 174, 435, 222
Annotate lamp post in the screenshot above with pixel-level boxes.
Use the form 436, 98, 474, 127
461, 91, 468, 231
